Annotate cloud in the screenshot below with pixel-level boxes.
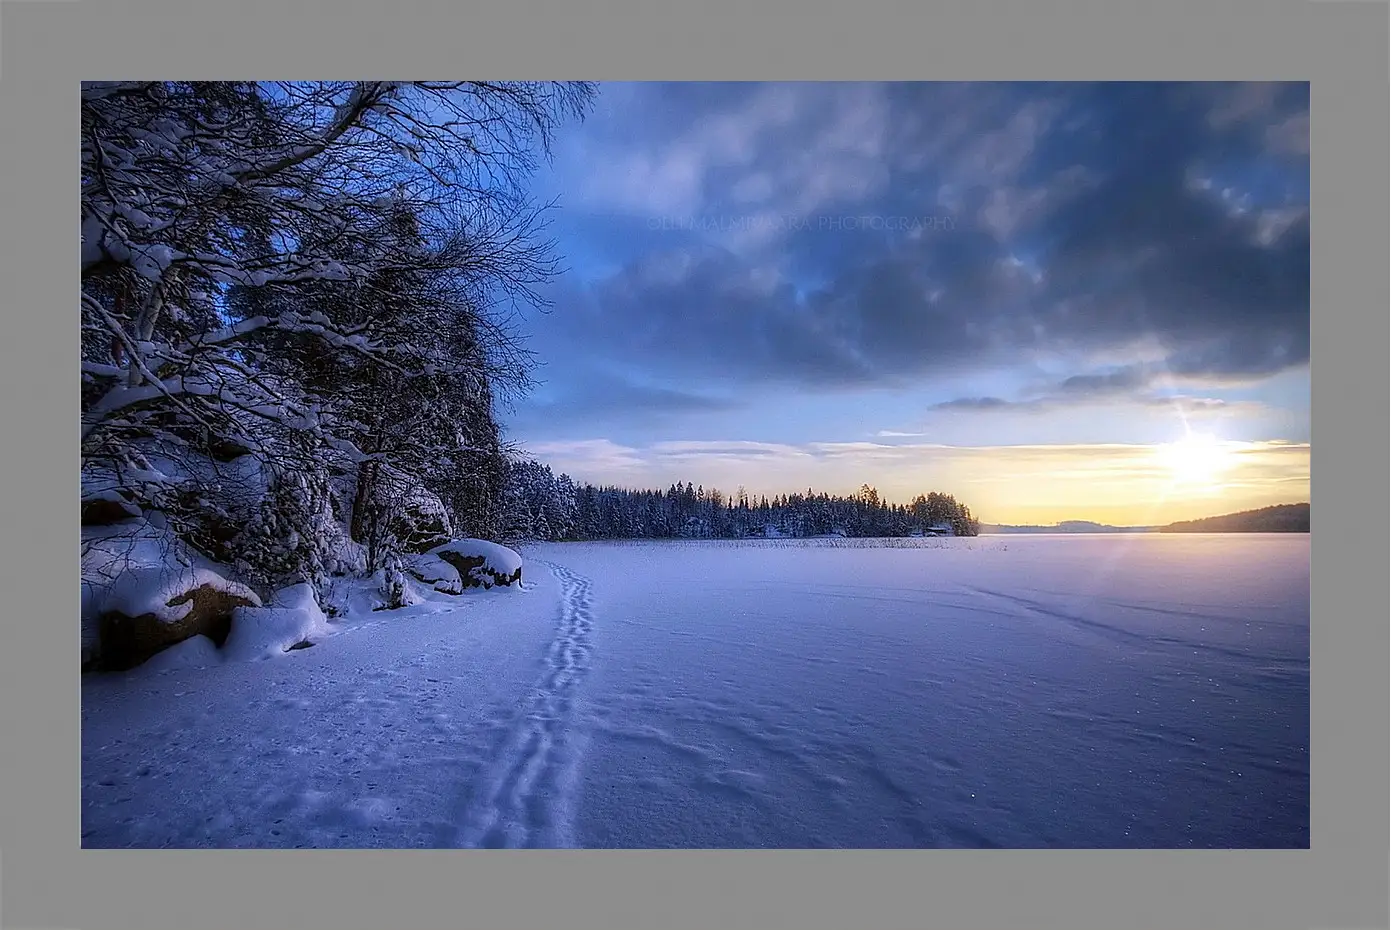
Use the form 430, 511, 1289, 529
1141, 396, 1240, 413
930, 396, 1016, 411
519, 367, 742, 425
917, 363, 1269, 420
522, 438, 650, 476
1206, 82, 1285, 129
1265, 109, 1309, 156
979, 168, 1098, 242
1057, 368, 1153, 395
926, 393, 1249, 417
539, 83, 1308, 403
563, 82, 892, 223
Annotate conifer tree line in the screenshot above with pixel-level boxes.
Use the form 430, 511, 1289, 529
500, 459, 981, 540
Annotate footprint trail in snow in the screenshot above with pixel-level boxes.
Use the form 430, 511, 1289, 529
453, 561, 594, 848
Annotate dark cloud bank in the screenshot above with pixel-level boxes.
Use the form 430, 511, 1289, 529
530, 82, 1309, 418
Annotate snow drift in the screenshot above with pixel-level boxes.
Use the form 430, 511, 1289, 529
223, 583, 332, 661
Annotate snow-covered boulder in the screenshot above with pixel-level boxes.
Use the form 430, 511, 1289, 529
222, 583, 331, 661
377, 465, 454, 554
83, 520, 261, 671
94, 568, 261, 671
404, 554, 465, 595
394, 489, 453, 554
407, 539, 523, 593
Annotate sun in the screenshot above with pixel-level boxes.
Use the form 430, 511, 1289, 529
1155, 432, 1236, 487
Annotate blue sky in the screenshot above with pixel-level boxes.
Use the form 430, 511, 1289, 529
497, 82, 1310, 525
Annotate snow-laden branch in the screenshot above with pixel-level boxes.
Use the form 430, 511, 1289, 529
81, 80, 596, 595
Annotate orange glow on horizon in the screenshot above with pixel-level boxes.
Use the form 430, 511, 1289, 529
525, 437, 1312, 528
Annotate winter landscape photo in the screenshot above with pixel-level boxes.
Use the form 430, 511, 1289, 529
80, 81, 1310, 850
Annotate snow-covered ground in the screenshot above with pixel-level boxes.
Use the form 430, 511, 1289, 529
81, 534, 1309, 848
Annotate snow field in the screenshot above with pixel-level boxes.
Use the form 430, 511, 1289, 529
82, 534, 1309, 848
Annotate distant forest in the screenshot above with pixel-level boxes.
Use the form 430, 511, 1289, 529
502, 459, 981, 541
1158, 503, 1309, 534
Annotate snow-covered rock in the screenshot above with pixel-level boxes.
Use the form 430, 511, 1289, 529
99, 560, 260, 627
83, 520, 262, 671
377, 465, 453, 554
408, 539, 523, 593
405, 554, 465, 595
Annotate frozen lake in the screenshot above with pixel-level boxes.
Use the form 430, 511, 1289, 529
81, 534, 1309, 848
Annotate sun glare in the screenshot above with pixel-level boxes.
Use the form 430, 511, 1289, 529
1155, 433, 1236, 487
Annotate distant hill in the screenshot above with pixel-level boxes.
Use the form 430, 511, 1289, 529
980, 520, 1153, 535
1156, 503, 1309, 534
983, 504, 1310, 535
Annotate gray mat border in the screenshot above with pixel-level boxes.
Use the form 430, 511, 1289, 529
0, 0, 1382, 928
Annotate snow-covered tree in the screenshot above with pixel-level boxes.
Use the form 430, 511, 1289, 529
81, 81, 595, 596
514, 478, 981, 540
499, 458, 579, 542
